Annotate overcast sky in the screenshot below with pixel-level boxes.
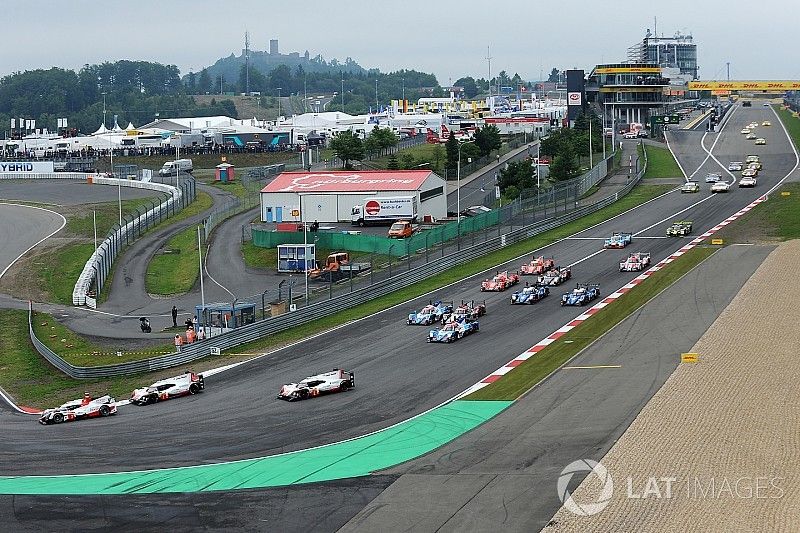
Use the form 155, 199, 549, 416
4, 0, 796, 84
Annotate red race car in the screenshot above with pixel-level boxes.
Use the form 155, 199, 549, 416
520, 255, 555, 275
480, 270, 520, 291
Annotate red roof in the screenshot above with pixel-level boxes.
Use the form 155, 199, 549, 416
261, 170, 432, 193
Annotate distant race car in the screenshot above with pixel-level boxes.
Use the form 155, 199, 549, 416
728, 162, 743, 171
710, 181, 731, 193
442, 300, 487, 324
680, 181, 700, 193
130, 372, 205, 405
619, 252, 652, 272
480, 270, 520, 291
520, 256, 555, 276
739, 176, 757, 188
747, 161, 763, 171
745, 155, 760, 164
742, 168, 758, 178
705, 173, 722, 183
537, 266, 572, 286
762, 120, 772, 126
740, 128, 751, 135
755, 138, 766, 145
666, 220, 693, 237
603, 232, 632, 249
407, 300, 453, 325
561, 283, 601, 306
428, 320, 479, 343
746, 133, 757, 140
39, 395, 117, 425
510, 284, 550, 304
277, 369, 354, 401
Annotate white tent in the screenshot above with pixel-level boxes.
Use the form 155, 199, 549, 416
125, 122, 136, 131
92, 123, 108, 136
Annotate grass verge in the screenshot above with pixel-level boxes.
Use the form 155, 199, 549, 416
465, 246, 716, 401
146, 226, 201, 295
66, 197, 164, 238
31, 312, 171, 366
242, 241, 278, 269
714, 182, 800, 243
0, 310, 250, 408
96, 152, 295, 172
774, 105, 800, 148
33, 243, 96, 305
641, 143, 682, 179
234, 184, 673, 353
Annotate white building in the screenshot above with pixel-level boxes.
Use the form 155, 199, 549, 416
260, 170, 447, 223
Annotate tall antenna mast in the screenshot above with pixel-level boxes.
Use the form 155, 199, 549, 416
245, 31, 250, 95
486, 46, 492, 100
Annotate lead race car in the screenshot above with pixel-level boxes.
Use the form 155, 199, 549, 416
480, 270, 520, 291
603, 232, 632, 249
537, 266, 572, 286
277, 369, 354, 401
520, 256, 555, 276
428, 319, 479, 343
561, 283, 601, 306
510, 283, 550, 304
407, 300, 453, 325
442, 300, 487, 324
619, 252, 651, 272
130, 372, 205, 406
666, 220, 693, 237
39, 395, 117, 425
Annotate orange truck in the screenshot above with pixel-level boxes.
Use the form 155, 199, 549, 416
388, 220, 414, 239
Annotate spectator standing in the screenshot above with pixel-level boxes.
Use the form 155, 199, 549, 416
171, 306, 178, 328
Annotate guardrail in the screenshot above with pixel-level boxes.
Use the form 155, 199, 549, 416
72, 175, 196, 307
31, 159, 648, 379
0, 172, 88, 180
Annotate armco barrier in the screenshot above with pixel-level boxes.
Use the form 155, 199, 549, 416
72, 176, 195, 307
31, 162, 647, 379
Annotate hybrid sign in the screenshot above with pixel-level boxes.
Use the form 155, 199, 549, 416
0, 161, 55, 173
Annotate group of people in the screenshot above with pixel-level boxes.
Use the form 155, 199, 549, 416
172, 306, 205, 352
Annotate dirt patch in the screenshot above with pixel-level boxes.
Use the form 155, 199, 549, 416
546, 240, 800, 531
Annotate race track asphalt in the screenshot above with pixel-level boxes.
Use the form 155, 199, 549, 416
0, 180, 159, 206
0, 204, 64, 280
0, 104, 795, 531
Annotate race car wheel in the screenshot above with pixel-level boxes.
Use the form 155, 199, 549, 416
148, 394, 158, 405
299, 390, 309, 400
189, 383, 200, 395
99, 405, 110, 416
340, 381, 350, 392
53, 413, 64, 424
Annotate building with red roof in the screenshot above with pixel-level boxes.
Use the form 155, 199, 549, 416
259, 170, 446, 223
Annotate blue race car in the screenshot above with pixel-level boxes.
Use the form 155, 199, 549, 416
603, 232, 632, 249
427, 320, 479, 343
560, 283, 601, 306
510, 284, 550, 304
408, 301, 453, 325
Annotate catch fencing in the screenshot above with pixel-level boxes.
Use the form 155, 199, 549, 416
31, 152, 647, 379
72, 175, 196, 307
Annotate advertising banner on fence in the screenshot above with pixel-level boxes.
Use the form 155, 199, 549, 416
0, 161, 55, 173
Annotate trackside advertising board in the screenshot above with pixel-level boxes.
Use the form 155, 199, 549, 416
0, 161, 55, 173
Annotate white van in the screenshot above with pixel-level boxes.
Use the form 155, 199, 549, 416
158, 158, 193, 176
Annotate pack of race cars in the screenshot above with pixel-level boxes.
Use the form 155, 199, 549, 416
38, 215, 722, 422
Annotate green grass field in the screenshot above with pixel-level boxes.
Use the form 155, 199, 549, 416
146, 226, 201, 295
466, 247, 716, 400
774, 105, 800, 149
66, 197, 164, 238
242, 241, 278, 269
96, 152, 295, 172
639, 143, 682, 179
33, 243, 97, 304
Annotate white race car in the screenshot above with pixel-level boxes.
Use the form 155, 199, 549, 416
277, 369, 354, 401
619, 252, 651, 272
727, 162, 743, 171
39, 395, 117, 425
710, 181, 731, 193
130, 372, 205, 405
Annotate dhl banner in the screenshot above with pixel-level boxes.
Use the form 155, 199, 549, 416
595, 67, 661, 74
689, 81, 800, 91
